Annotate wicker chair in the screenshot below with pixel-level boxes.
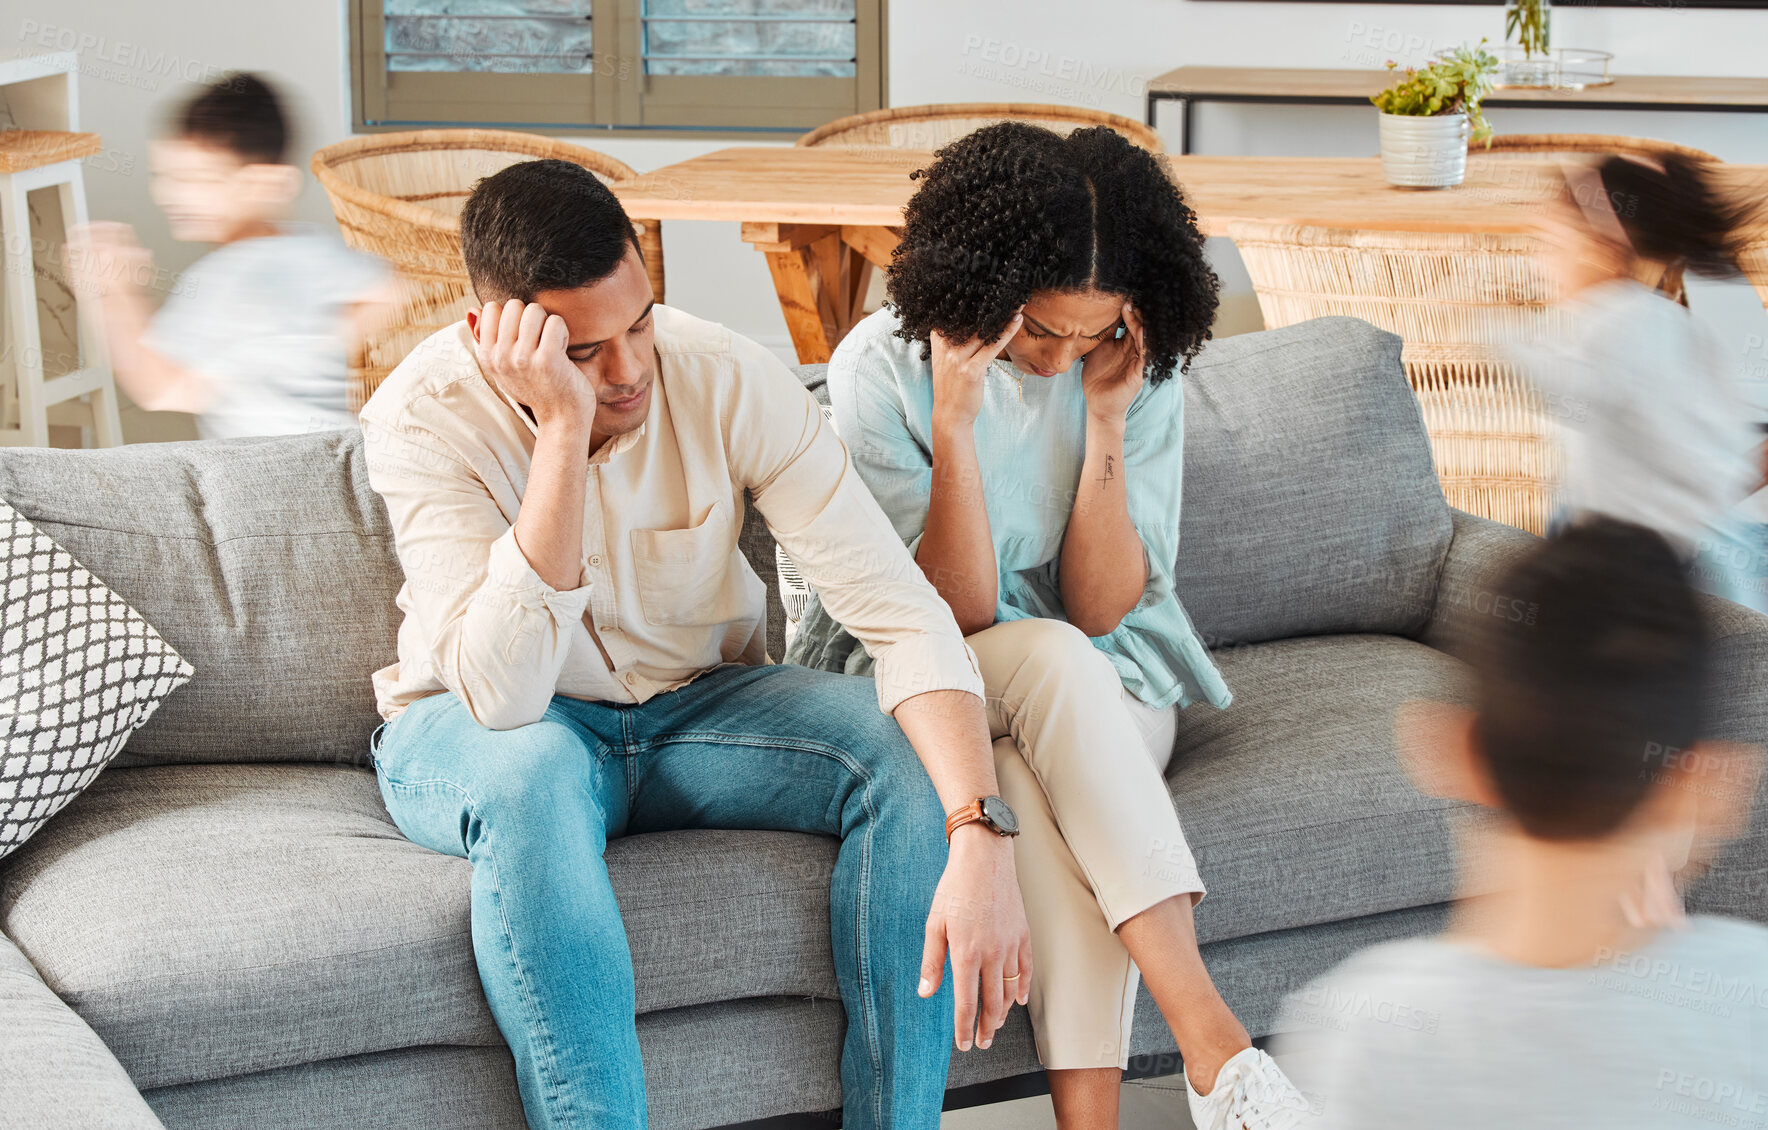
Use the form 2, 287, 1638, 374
311, 129, 666, 409
1228, 221, 1564, 534
798, 103, 1163, 152
1475, 133, 1719, 163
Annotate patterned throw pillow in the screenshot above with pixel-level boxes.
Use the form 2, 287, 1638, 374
0, 498, 193, 859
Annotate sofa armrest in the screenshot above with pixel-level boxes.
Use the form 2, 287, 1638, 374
0, 933, 164, 1129
1418, 509, 1542, 665
1419, 509, 1768, 925
1683, 587, 1768, 921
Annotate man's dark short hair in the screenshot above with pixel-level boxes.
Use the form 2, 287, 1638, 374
459, 159, 642, 304
174, 72, 289, 166
1473, 517, 1710, 842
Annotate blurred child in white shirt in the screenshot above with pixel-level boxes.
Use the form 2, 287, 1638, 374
66, 72, 393, 439
1518, 151, 1768, 611
1277, 517, 1766, 1129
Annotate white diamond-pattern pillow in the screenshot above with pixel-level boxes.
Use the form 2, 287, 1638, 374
0, 498, 193, 858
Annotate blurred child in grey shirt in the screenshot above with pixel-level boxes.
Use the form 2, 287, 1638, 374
66, 72, 392, 439
1276, 518, 1767, 1128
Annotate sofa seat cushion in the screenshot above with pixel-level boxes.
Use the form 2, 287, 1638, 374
1174, 633, 1474, 945
0, 763, 837, 1091
1, 631, 1472, 1092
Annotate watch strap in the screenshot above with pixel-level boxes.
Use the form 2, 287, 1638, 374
944, 799, 986, 843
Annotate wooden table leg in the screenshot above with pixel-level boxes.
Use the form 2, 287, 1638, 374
743, 223, 902, 365
839, 225, 900, 272
760, 246, 834, 364
839, 224, 902, 328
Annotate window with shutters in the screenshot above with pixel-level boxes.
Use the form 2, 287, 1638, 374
350, 0, 885, 135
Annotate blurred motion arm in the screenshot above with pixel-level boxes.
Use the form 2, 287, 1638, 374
339, 274, 404, 357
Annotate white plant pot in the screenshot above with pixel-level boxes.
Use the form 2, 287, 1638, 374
1378, 112, 1470, 188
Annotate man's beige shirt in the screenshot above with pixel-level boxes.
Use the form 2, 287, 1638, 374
358, 306, 982, 729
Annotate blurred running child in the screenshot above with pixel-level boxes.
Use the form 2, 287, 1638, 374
65, 72, 392, 439
1277, 518, 1767, 1129
1521, 151, 1768, 611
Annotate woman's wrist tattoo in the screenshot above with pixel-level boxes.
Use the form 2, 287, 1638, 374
1096, 454, 1116, 490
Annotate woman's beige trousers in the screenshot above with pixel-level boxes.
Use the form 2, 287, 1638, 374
968, 617, 1204, 1070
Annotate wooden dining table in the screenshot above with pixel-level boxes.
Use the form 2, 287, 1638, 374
610, 147, 1768, 365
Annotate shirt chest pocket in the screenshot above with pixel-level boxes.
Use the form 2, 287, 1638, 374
629, 500, 746, 627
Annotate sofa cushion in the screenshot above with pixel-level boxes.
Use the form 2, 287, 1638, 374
132, 904, 1452, 1130
1176, 633, 1475, 944
2, 630, 1472, 1093
0, 933, 166, 1129
0, 763, 837, 1091
1174, 316, 1454, 647
0, 432, 401, 767
142, 1000, 852, 1130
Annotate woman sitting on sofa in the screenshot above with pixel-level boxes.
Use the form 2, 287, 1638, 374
786, 122, 1306, 1130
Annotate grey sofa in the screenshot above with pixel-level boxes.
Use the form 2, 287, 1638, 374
3, 316, 1765, 1130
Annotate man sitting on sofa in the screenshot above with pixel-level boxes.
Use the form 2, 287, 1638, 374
355, 157, 1033, 1130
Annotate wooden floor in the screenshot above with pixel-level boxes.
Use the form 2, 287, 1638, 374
942, 1076, 1198, 1129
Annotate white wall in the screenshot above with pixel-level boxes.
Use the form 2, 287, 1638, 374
7, 0, 1767, 441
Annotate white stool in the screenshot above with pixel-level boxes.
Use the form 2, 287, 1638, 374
0, 53, 122, 448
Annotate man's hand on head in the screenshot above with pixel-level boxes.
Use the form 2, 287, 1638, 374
471, 299, 598, 433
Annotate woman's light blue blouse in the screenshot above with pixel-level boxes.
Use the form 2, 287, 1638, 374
819, 308, 1230, 712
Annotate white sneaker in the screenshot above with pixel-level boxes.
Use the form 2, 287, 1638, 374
1185, 1047, 1311, 1129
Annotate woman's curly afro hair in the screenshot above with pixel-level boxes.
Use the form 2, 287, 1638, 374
887, 121, 1219, 381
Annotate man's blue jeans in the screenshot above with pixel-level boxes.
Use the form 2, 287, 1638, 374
369, 662, 955, 1129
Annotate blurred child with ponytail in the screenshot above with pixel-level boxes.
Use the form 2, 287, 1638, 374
1524, 150, 1768, 611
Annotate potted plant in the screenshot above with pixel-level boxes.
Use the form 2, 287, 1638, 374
1371, 42, 1499, 189
1507, 0, 1551, 55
